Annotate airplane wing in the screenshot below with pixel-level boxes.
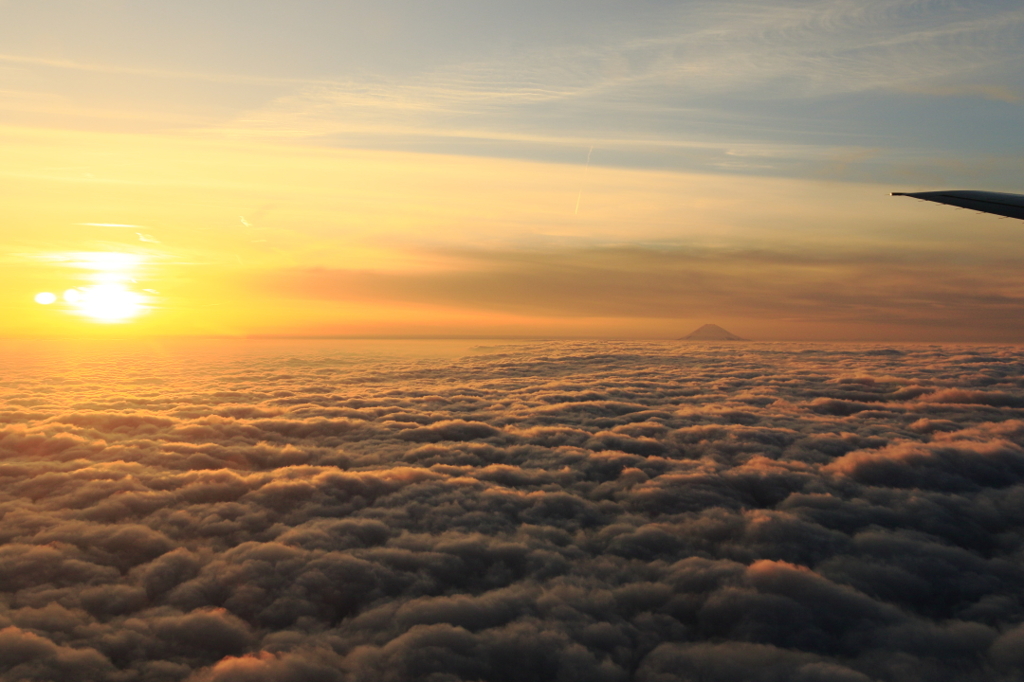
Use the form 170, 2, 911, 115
892, 190, 1024, 220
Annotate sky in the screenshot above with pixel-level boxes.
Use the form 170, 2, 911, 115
3, 0, 1024, 339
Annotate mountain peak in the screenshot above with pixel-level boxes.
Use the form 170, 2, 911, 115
679, 324, 745, 341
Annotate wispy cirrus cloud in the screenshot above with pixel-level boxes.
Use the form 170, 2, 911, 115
1, 0, 1021, 181
200, 0, 1024, 180
252, 241, 1024, 340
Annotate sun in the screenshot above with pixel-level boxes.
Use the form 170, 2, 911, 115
33, 251, 153, 324
68, 284, 147, 323
34, 282, 151, 324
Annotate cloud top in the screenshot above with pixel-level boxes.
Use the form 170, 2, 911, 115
1, 339, 1024, 681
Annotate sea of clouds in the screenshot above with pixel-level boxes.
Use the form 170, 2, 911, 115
3, 339, 1024, 681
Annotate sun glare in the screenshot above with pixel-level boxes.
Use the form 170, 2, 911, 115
62, 282, 145, 323
68, 284, 146, 322
32, 250, 153, 324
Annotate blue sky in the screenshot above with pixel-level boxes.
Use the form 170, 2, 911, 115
3, 0, 1022, 184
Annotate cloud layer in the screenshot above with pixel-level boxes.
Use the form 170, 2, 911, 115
3, 339, 1024, 680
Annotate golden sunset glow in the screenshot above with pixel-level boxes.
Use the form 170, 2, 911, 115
1, 2, 1022, 342
5, 125, 1022, 340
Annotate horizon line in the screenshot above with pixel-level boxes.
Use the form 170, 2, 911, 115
1, 334, 1023, 344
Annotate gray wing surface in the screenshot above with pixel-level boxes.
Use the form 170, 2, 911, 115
892, 190, 1024, 221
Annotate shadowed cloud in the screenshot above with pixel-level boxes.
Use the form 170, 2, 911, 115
1, 340, 1024, 679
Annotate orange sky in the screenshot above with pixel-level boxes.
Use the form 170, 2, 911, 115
5, 124, 1024, 341
4, 2, 1024, 340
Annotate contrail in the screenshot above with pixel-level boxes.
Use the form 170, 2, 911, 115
574, 146, 594, 216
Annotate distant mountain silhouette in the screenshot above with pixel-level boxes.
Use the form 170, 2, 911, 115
679, 324, 746, 340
